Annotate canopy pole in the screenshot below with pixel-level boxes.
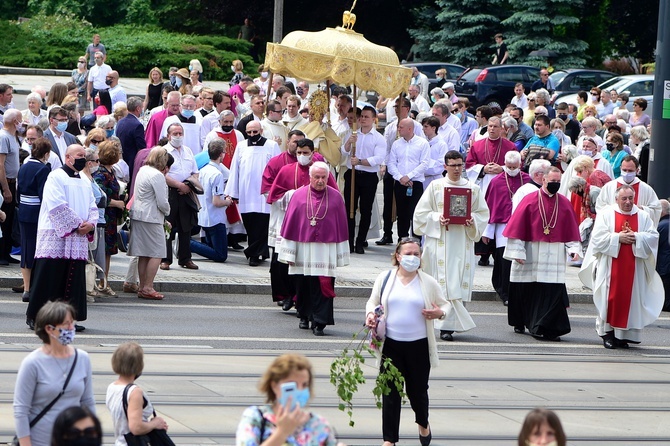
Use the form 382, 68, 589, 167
349, 84, 357, 219
266, 72, 275, 119
326, 80, 332, 125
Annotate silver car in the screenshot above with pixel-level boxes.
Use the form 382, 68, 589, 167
558, 74, 654, 116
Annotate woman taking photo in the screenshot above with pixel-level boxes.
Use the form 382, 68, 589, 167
365, 237, 450, 446
17, 137, 52, 303
128, 147, 172, 300
51, 406, 102, 446
144, 67, 164, 112
13, 301, 95, 446
106, 342, 169, 446
93, 140, 125, 296
235, 353, 338, 445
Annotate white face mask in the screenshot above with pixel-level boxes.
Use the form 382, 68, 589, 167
503, 166, 520, 177
578, 149, 593, 157
261, 71, 268, 78
171, 136, 183, 147
297, 154, 311, 166
621, 171, 636, 183
399, 254, 421, 272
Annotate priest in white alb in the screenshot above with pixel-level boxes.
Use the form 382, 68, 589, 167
413, 150, 489, 341
579, 184, 664, 349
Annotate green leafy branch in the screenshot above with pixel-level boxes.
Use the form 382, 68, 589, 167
329, 327, 406, 427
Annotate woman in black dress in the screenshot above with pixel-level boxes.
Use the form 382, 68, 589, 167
144, 67, 164, 112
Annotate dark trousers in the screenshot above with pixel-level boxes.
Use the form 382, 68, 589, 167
381, 337, 430, 442
27, 258, 87, 322
492, 246, 511, 302
295, 274, 334, 327
381, 172, 395, 238
662, 274, 670, 311
393, 181, 423, 239
189, 223, 228, 262
164, 188, 196, 265
0, 180, 16, 260
241, 212, 270, 260
270, 250, 295, 302
343, 169, 378, 249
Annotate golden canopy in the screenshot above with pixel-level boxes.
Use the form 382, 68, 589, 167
265, 27, 412, 98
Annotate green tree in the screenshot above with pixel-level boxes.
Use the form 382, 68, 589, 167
409, 0, 510, 66
126, 0, 156, 27
501, 0, 588, 68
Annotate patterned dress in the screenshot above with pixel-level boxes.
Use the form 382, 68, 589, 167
93, 165, 121, 255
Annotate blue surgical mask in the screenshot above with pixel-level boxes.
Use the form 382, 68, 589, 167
456, 112, 463, 120
568, 113, 574, 120
105, 129, 114, 138
56, 121, 68, 132
621, 171, 636, 183
89, 144, 97, 151
399, 254, 421, 272
293, 388, 310, 408
175, 77, 183, 87
188, 65, 193, 71
616, 100, 622, 107
182, 109, 194, 119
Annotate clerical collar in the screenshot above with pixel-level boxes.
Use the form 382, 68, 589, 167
530, 180, 541, 188
62, 165, 79, 178
248, 136, 268, 146
178, 114, 196, 124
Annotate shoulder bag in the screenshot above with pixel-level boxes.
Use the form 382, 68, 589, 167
12, 350, 79, 446
122, 384, 175, 446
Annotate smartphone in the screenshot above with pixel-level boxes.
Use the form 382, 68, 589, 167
278, 381, 297, 409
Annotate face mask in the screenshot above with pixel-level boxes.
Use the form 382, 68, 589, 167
56, 121, 68, 132
16, 122, 25, 134
503, 166, 520, 177
399, 254, 421, 272
73, 157, 87, 171
231, 65, 236, 72
568, 113, 574, 120
189, 65, 193, 71
293, 388, 310, 408
621, 171, 636, 183
51, 326, 75, 345
456, 112, 463, 120
579, 149, 593, 157
546, 182, 560, 195
249, 134, 262, 144
591, 94, 598, 102
606, 142, 614, 151
220, 125, 234, 133
616, 100, 622, 107
297, 154, 311, 166
26, 144, 32, 152
105, 129, 114, 138
175, 77, 183, 87
169, 75, 176, 84
296, 86, 304, 96
181, 109, 194, 119
557, 114, 567, 121
78, 62, 86, 67
261, 71, 268, 78
89, 164, 99, 174
171, 136, 183, 147
105, 78, 113, 86
89, 144, 97, 151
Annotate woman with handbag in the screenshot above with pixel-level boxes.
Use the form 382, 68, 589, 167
82, 146, 108, 301
235, 354, 339, 446
365, 237, 450, 446
106, 342, 170, 446
51, 406, 102, 446
13, 302, 95, 446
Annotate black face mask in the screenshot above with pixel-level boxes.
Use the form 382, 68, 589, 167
248, 134, 262, 144
73, 157, 87, 171
606, 142, 615, 151
105, 79, 113, 86
220, 125, 234, 133
557, 114, 568, 121
546, 182, 560, 195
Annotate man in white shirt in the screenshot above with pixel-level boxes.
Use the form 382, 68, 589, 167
105, 71, 126, 111
410, 67, 430, 101
510, 83, 529, 109
342, 106, 386, 254
387, 118, 430, 239
162, 123, 200, 271
431, 101, 461, 151
86, 51, 112, 112
160, 95, 203, 154
408, 84, 430, 114
200, 91, 232, 147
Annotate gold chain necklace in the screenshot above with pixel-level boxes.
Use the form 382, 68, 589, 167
504, 171, 524, 199
484, 137, 503, 164
306, 187, 328, 226
538, 190, 559, 235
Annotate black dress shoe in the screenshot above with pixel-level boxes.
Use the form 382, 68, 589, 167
514, 326, 525, 334
75, 324, 86, 332
419, 429, 432, 446
355, 246, 365, 254
375, 236, 393, 246
249, 258, 261, 266
439, 330, 453, 341
615, 339, 630, 349
12, 285, 24, 293
26, 318, 35, 330
478, 258, 490, 266
282, 299, 294, 311
603, 338, 616, 349
276, 299, 284, 307
503, 300, 509, 306
313, 326, 325, 336
299, 318, 310, 329
229, 242, 244, 250
7, 256, 20, 264
22, 292, 30, 302
363, 241, 368, 247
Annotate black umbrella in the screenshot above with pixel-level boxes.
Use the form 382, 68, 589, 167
529, 49, 559, 58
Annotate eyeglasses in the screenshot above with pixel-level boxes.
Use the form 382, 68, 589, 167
89, 159, 100, 163
53, 118, 68, 123
90, 139, 103, 144
246, 130, 260, 135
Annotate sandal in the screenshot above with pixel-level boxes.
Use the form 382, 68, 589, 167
138, 290, 164, 300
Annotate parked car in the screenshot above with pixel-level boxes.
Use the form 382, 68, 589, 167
558, 75, 654, 116
550, 69, 617, 102
454, 65, 540, 110
403, 61, 466, 92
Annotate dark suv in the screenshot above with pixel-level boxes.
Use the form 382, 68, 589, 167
454, 65, 540, 109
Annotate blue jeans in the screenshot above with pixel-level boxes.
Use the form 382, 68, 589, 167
189, 223, 228, 262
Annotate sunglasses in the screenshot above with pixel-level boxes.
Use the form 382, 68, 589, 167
90, 139, 103, 144
64, 427, 98, 440
246, 130, 260, 135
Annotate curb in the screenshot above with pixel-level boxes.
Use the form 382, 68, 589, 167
0, 277, 594, 303
0, 65, 72, 77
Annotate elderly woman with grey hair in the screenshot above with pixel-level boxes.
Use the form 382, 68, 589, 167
502, 115, 526, 150
95, 114, 117, 138
631, 125, 651, 182
430, 87, 446, 105
21, 93, 47, 126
